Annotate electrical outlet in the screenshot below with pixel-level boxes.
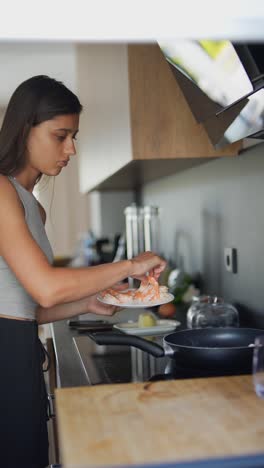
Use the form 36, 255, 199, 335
224, 247, 237, 273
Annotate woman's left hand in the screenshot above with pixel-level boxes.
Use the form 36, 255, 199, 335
85, 282, 127, 316
85, 294, 121, 316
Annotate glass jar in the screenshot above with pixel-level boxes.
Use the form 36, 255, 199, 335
187, 295, 239, 329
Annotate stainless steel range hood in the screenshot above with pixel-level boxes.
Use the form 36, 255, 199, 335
158, 40, 264, 148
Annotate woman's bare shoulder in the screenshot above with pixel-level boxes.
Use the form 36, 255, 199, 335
0, 174, 24, 212
0, 174, 12, 187
0, 174, 17, 194
0, 174, 16, 190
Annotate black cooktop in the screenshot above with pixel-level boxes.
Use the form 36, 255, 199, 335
92, 350, 132, 384
149, 361, 250, 381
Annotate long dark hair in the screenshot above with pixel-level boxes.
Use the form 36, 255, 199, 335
0, 75, 83, 176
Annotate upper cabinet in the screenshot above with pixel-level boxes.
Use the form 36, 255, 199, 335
77, 44, 242, 193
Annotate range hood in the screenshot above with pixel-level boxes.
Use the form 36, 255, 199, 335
158, 40, 264, 148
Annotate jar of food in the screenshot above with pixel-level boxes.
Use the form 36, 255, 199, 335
187, 295, 239, 329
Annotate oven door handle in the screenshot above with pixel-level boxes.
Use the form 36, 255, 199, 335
47, 393, 56, 419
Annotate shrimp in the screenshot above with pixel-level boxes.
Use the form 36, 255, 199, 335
114, 289, 136, 303
100, 275, 168, 304
100, 288, 121, 299
100, 287, 135, 304
133, 275, 160, 302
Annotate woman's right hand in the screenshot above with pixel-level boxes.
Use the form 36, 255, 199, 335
129, 251, 166, 281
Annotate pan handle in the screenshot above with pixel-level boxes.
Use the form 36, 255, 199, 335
91, 333, 165, 357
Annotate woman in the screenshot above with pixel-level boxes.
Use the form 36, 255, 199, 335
0, 75, 166, 468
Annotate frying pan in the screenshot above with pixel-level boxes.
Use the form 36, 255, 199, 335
91, 327, 264, 372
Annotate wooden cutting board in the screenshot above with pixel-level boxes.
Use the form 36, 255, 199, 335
55, 375, 264, 468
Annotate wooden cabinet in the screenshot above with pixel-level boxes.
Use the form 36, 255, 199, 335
77, 44, 241, 193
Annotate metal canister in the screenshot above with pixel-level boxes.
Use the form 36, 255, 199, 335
142, 205, 160, 253
124, 204, 160, 288
124, 204, 144, 259
124, 204, 160, 258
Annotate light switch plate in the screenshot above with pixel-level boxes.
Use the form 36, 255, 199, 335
224, 247, 237, 273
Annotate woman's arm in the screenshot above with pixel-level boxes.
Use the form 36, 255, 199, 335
0, 177, 166, 309
36, 283, 127, 324
36, 295, 119, 324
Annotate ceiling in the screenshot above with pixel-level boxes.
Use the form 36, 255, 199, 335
0, 1, 264, 42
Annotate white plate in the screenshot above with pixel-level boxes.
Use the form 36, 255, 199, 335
113, 319, 181, 336
97, 291, 175, 308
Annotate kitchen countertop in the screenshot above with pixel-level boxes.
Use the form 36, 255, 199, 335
55, 374, 264, 468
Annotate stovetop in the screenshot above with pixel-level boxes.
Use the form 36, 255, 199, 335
73, 333, 249, 386
73, 333, 173, 385
73, 335, 132, 385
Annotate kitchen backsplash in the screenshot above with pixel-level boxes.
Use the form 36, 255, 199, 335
142, 141, 264, 327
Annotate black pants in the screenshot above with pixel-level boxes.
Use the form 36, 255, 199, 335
0, 317, 49, 468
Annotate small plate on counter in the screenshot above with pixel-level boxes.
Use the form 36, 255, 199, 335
113, 319, 181, 337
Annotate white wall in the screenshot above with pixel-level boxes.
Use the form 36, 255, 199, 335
75, 43, 134, 240
0, 42, 77, 106
75, 44, 132, 193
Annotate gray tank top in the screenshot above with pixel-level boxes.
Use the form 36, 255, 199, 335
0, 177, 53, 319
